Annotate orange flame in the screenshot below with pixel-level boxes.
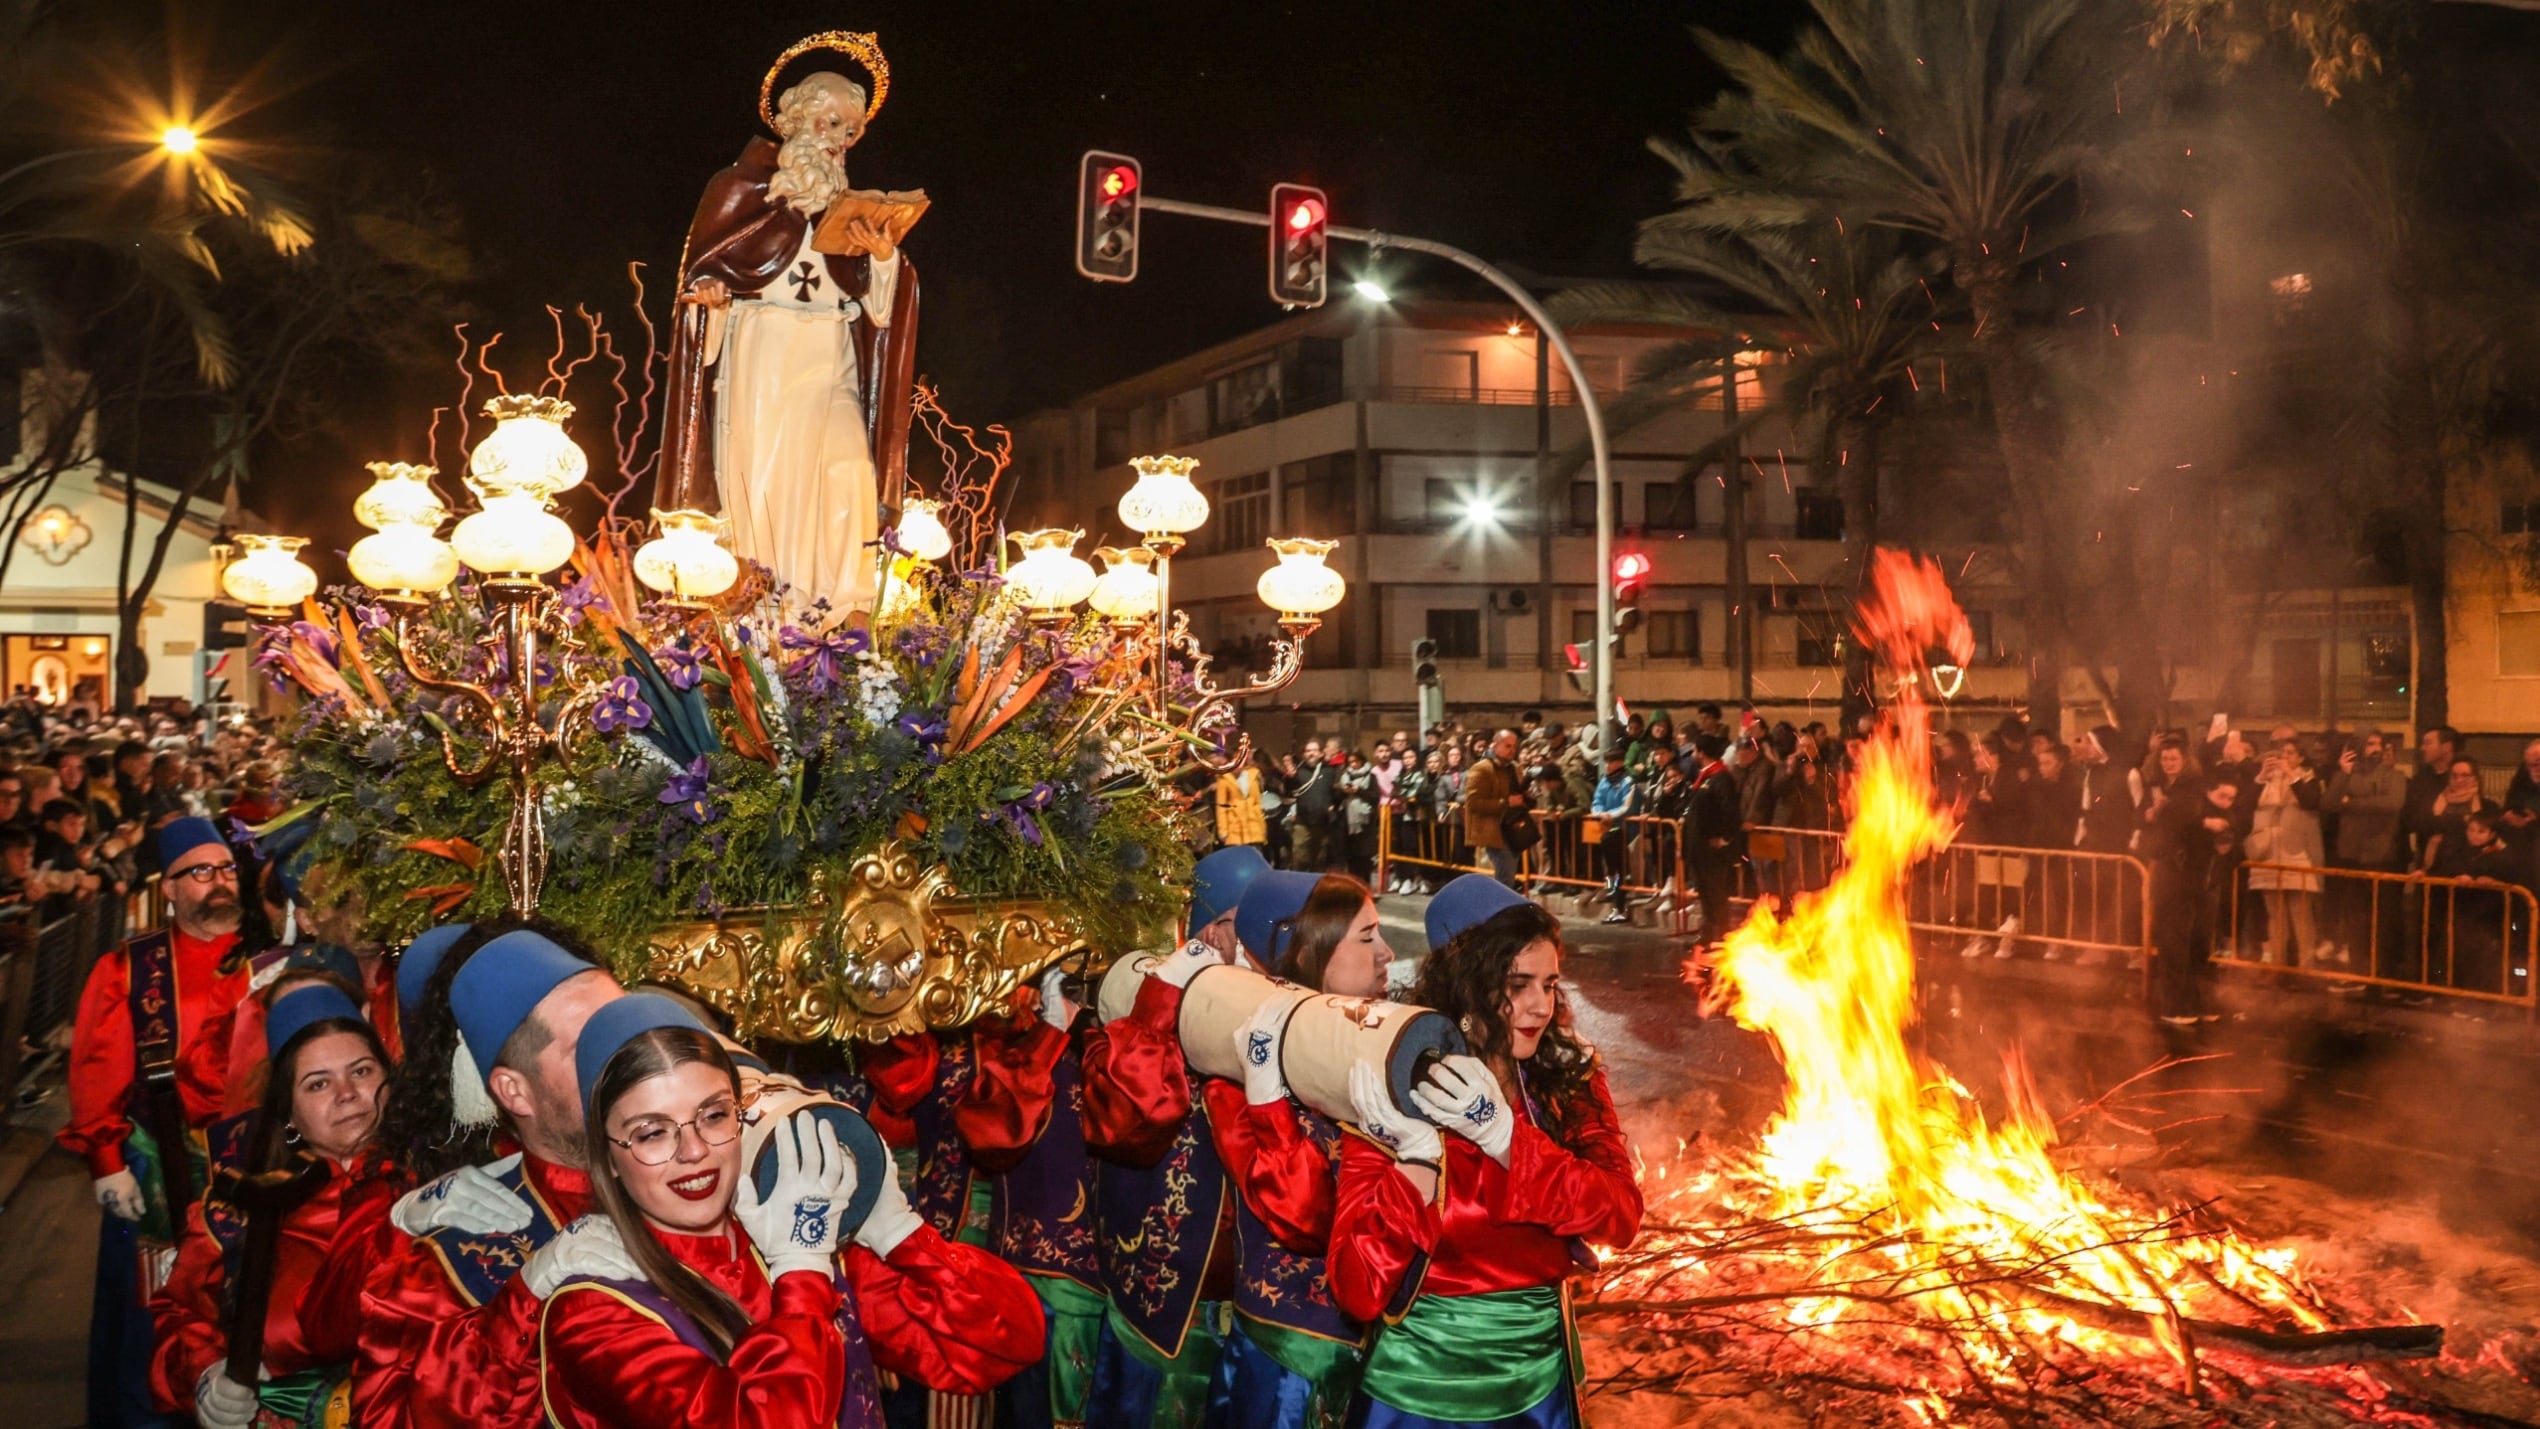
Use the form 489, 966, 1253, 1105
1669, 548, 2322, 1371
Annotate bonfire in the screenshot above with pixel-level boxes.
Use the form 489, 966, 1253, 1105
1587, 552, 2470, 1427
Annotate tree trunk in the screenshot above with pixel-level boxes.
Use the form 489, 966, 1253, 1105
2388, 287, 2447, 733
1962, 258, 2072, 737
1838, 417, 1881, 734
1723, 355, 1752, 700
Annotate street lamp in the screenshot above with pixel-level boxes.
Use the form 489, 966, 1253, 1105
159, 126, 198, 155
1352, 278, 1390, 302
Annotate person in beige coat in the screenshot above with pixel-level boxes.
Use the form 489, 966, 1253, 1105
2244, 738, 2328, 966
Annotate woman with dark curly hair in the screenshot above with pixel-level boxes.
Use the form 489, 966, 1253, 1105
1330, 875, 1641, 1428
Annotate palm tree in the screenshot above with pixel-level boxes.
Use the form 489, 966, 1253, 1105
1553, 218, 1944, 718
1661, 0, 2168, 728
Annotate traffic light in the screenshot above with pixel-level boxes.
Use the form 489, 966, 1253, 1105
203, 599, 251, 651
1075, 151, 1142, 282
1268, 183, 1328, 307
1611, 551, 1650, 636
1413, 637, 1440, 688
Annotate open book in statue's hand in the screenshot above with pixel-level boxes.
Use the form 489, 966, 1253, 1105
813, 189, 929, 256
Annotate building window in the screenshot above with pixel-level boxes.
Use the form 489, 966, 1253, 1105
1417, 350, 1479, 397
1425, 478, 1476, 528
1647, 610, 1699, 660
1795, 492, 1846, 541
2502, 611, 2540, 677
1644, 482, 1696, 531
1285, 455, 1355, 540
1796, 619, 1842, 667
1568, 481, 1622, 531
1426, 608, 1482, 659
2502, 499, 2540, 535
1211, 471, 1270, 555
2268, 272, 2313, 325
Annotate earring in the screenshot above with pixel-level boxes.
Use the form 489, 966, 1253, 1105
1458, 1015, 1472, 1035
284, 1124, 303, 1146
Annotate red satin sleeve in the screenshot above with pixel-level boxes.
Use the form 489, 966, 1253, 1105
1327, 1131, 1441, 1326
146, 1200, 227, 1412
952, 1016, 1064, 1174
539, 1272, 843, 1429
847, 1224, 1045, 1394
1079, 976, 1191, 1166
296, 1172, 404, 1364
355, 1237, 548, 1429
859, 1032, 940, 1119
1201, 1079, 1336, 1253
60, 950, 133, 1176
1498, 1069, 1643, 1249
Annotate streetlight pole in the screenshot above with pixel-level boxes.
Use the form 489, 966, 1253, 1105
1140, 196, 1619, 735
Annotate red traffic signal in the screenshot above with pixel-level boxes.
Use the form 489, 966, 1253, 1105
1268, 182, 1328, 307
1076, 150, 1142, 283
1612, 551, 1650, 635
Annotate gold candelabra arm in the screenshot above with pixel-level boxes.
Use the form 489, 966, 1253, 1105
390, 611, 505, 785
1168, 621, 1313, 774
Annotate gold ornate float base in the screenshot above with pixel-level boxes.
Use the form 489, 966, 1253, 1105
643, 841, 1088, 1043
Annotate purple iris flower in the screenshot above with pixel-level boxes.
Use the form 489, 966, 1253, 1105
1046, 652, 1102, 700
780, 625, 874, 697
286, 620, 338, 664
654, 643, 705, 691
658, 756, 714, 824
556, 578, 612, 627
593, 676, 653, 734
987, 781, 1058, 847
353, 603, 394, 631
892, 624, 945, 667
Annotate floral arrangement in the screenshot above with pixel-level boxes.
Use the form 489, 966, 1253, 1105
255, 523, 1197, 974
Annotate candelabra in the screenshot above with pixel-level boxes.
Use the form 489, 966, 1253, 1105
224, 396, 740, 914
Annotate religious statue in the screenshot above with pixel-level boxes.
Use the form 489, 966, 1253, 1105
659, 32, 925, 616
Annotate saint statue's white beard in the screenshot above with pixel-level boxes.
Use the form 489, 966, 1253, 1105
769, 133, 847, 217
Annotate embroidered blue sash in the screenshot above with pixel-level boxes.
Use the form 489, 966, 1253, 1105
991, 1046, 1101, 1288
1232, 1101, 1363, 1350
420, 1158, 565, 1308
1093, 1068, 1228, 1360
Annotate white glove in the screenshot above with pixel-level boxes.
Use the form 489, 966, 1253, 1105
392, 1153, 532, 1236
1348, 1060, 1442, 1164
851, 1142, 926, 1259
736, 1116, 854, 1280
521, 1214, 642, 1299
1154, 938, 1222, 989
94, 1168, 145, 1222
194, 1365, 260, 1429
1235, 1001, 1290, 1106
1411, 1054, 1517, 1165
1038, 967, 1074, 1032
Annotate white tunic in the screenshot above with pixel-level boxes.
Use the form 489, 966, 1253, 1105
713, 221, 900, 616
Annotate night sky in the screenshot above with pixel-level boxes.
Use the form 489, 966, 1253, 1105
194, 1, 1792, 534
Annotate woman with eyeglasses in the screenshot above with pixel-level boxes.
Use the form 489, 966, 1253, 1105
533, 995, 1044, 1429
148, 981, 404, 1428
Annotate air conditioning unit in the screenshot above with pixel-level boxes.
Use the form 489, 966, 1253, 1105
1496, 587, 1535, 614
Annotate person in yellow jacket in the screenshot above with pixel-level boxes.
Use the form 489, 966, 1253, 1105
1216, 763, 1268, 850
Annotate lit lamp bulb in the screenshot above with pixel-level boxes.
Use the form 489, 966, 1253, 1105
468, 395, 588, 500
1256, 537, 1345, 632
451, 492, 576, 581
1006, 528, 1097, 626
633, 509, 741, 607
349, 525, 461, 605
895, 498, 954, 564
1119, 455, 1208, 556
1087, 546, 1161, 626
221, 533, 319, 617
352, 461, 448, 530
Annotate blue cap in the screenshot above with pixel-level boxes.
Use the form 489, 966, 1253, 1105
157, 816, 228, 869
1425, 874, 1531, 951
1235, 871, 1324, 965
266, 982, 366, 1059
574, 993, 710, 1109
396, 924, 475, 1013
276, 942, 363, 992
451, 930, 602, 1086
1191, 845, 1271, 928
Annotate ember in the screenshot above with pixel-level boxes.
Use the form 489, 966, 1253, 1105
1589, 551, 2455, 1424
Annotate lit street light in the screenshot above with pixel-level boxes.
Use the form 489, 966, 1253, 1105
159, 125, 198, 155
1352, 278, 1390, 302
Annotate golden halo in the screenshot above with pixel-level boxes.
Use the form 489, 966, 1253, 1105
760, 31, 890, 131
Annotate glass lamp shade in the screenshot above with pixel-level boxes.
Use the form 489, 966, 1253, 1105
1005, 528, 1097, 614
451, 493, 576, 578
1119, 455, 1208, 538
467, 395, 587, 500
352, 462, 448, 531
1257, 537, 1345, 618
1087, 546, 1161, 622
347, 524, 459, 596
221, 533, 319, 613
895, 498, 955, 563
633, 509, 741, 602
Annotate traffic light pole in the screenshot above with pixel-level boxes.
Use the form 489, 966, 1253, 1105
1140, 196, 1619, 736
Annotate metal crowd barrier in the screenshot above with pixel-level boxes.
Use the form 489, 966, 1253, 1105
1521, 812, 1695, 933
0, 875, 164, 1112
1734, 827, 2158, 970
1377, 809, 1483, 889
2219, 861, 2538, 1016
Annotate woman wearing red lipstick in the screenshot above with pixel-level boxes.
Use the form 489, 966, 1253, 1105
532, 996, 1044, 1429
1329, 876, 1641, 1428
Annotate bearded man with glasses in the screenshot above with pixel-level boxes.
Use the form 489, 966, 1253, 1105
61, 816, 255, 1429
